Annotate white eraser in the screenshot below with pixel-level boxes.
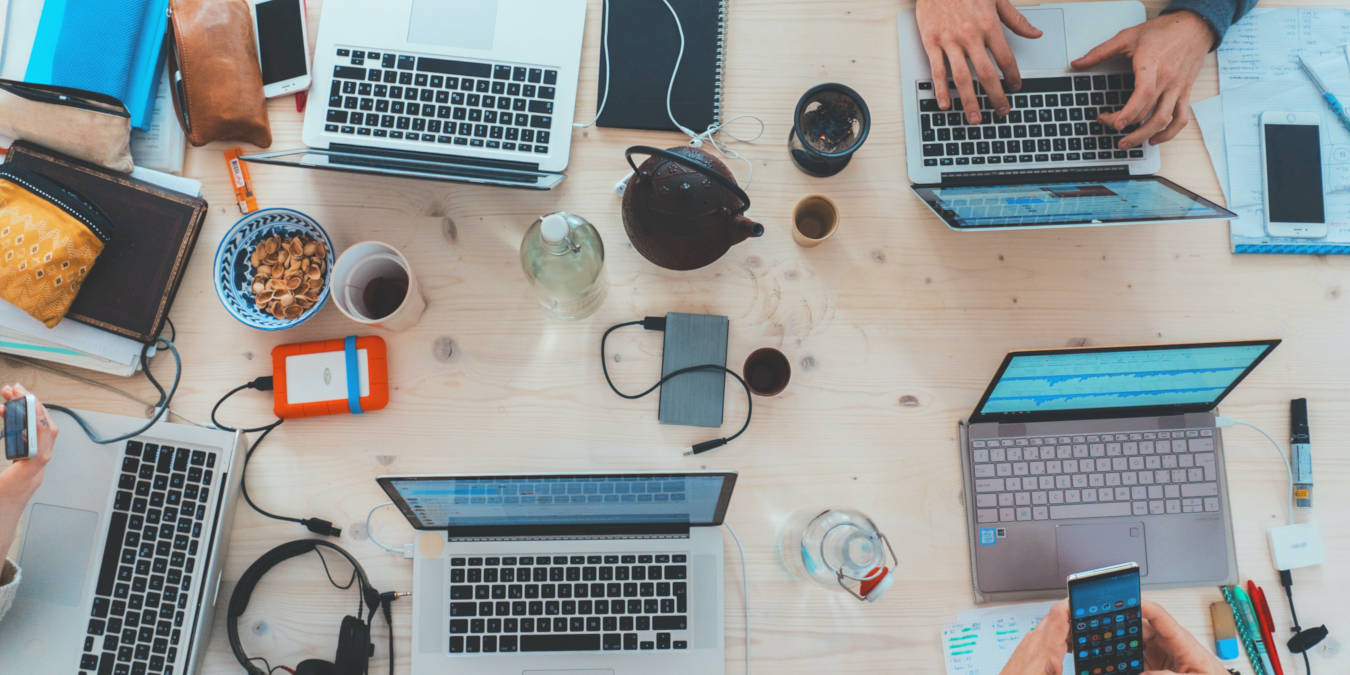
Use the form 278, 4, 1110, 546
1269, 521, 1325, 571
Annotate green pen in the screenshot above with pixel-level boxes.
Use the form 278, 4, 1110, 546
1232, 586, 1276, 675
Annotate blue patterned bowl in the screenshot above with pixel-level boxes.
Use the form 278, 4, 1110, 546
213, 208, 335, 331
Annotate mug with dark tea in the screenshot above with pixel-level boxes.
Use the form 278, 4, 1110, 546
330, 241, 426, 331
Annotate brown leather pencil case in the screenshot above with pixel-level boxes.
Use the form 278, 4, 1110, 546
166, 0, 272, 147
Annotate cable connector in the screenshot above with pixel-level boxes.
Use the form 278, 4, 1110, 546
642, 316, 666, 331
245, 376, 274, 391
302, 518, 342, 537
686, 438, 728, 456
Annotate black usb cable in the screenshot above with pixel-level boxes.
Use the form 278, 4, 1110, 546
212, 377, 341, 537
601, 317, 752, 455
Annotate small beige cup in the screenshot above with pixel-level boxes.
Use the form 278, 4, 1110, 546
792, 195, 839, 247
330, 241, 427, 331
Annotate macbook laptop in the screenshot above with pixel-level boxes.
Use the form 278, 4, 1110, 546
958, 340, 1280, 602
0, 409, 244, 674
244, 0, 587, 189
897, 1, 1236, 230
378, 471, 736, 675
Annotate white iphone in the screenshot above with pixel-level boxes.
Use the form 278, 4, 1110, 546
1260, 111, 1328, 238
251, 0, 312, 98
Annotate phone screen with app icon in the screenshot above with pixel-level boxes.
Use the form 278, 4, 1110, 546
1068, 563, 1143, 675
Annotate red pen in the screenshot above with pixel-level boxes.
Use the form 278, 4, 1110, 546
1247, 580, 1284, 675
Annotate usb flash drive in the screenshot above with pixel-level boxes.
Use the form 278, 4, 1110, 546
1290, 398, 1313, 509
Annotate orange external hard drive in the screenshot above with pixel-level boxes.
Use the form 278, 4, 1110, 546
271, 336, 389, 419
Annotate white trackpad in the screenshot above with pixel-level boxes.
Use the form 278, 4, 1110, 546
1004, 9, 1069, 70
20, 504, 99, 607
408, 0, 498, 51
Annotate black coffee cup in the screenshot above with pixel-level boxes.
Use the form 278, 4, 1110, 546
743, 348, 791, 397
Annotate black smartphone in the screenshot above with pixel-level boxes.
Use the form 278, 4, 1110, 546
1068, 562, 1144, 675
3, 394, 38, 460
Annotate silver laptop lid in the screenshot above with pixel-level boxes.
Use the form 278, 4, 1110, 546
378, 472, 737, 538
969, 340, 1281, 424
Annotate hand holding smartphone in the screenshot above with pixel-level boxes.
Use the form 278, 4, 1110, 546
251, 0, 312, 98
1068, 562, 1144, 675
1260, 111, 1328, 239
3, 394, 38, 461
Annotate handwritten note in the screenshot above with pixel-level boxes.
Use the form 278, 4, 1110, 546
1219, 9, 1350, 91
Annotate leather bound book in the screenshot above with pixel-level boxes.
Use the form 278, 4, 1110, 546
4, 141, 206, 343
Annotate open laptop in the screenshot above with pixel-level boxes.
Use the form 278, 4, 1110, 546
958, 340, 1281, 602
0, 409, 244, 674
897, 1, 1235, 230
244, 0, 587, 190
378, 471, 736, 675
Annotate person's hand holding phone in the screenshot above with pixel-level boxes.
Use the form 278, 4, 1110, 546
0, 384, 58, 558
999, 599, 1070, 674
1139, 601, 1228, 675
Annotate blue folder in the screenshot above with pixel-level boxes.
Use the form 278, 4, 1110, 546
24, 0, 171, 130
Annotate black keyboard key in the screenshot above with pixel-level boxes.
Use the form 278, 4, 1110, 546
333, 66, 365, 80
663, 566, 687, 580
1020, 77, 1071, 93
522, 634, 601, 652
544, 70, 557, 85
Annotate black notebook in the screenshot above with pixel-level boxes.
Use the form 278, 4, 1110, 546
596, 0, 727, 132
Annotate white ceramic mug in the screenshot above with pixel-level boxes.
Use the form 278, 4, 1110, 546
330, 241, 426, 331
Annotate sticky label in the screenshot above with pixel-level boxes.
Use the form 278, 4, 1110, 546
980, 528, 997, 546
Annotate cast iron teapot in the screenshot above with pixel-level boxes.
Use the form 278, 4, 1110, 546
621, 145, 764, 271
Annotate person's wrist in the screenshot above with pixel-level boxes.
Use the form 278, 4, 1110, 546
1168, 8, 1219, 49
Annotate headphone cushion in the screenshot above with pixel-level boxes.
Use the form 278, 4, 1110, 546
334, 615, 371, 674
294, 660, 340, 675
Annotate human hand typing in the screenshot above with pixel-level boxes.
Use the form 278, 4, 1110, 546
916, 0, 1043, 125
1071, 11, 1214, 150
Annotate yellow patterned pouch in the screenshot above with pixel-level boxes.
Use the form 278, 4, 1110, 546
0, 167, 112, 327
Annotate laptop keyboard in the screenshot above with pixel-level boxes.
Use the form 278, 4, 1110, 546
80, 440, 219, 675
971, 429, 1221, 524
917, 76, 1142, 168
449, 553, 691, 654
324, 47, 558, 156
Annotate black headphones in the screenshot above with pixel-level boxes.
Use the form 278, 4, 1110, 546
228, 539, 388, 675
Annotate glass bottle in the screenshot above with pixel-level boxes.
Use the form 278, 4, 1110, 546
520, 211, 606, 319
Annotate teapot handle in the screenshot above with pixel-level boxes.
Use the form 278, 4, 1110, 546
625, 145, 751, 214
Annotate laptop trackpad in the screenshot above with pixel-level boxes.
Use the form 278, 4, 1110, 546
1055, 521, 1147, 579
1004, 9, 1068, 70
19, 504, 100, 607
408, 0, 498, 51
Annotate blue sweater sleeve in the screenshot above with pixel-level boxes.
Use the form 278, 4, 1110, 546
1163, 0, 1260, 48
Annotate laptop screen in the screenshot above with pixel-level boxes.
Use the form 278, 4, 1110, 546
971, 341, 1280, 422
379, 473, 737, 531
912, 175, 1233, 229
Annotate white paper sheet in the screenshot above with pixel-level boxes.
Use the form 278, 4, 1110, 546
1218, 8, 1350, 92
130, 68, 187, 174
942, 601, 1073, 675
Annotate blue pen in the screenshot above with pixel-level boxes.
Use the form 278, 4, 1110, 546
1299, 56, 1350, 135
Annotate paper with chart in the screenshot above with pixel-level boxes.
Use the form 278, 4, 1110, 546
1197, 9, 1350, 253
942, 601, 1072, 675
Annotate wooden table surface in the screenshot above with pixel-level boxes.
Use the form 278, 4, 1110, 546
5, 1, 1348, 672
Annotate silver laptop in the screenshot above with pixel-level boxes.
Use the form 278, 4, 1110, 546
377, 471, 736, 675
897, 1, 1235, 230
244, 0, 587, 190
959, 340, 1281, 602
0, 409, 244, 674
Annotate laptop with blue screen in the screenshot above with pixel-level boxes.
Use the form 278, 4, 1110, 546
958, 340, 1279, 601
378, 471, 736, 675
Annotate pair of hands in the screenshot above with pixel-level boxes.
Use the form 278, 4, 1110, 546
1001, 600, 1228, 675
1, 384, 58, 559
916, 0, 1214, 149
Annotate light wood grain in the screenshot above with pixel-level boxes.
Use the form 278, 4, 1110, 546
5, 1, 1349, 673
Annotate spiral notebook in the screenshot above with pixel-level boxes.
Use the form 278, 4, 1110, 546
596, 0, 726, 132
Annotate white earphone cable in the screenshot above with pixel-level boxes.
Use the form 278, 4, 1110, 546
1215, 417, 1295, 526
366, 501, 414, 556
723, 522, 751, 674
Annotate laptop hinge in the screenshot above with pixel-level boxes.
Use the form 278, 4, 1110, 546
446, 523, 692, 541
938, 165, 1130, 187
329, 142, 546, 173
